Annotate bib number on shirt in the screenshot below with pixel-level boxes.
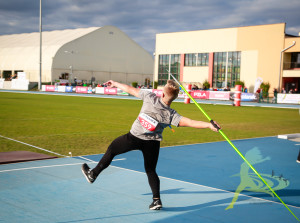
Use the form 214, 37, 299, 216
138, 113, 158, 132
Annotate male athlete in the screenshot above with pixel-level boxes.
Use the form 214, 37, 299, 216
82, 79, 220, 210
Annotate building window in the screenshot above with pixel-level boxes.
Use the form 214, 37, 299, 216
291, 52, 300, 68
185, 53, 208, 66
185, 54, 196, 66
3, 70, 12, 81
197, 53, 209, 66
213, 51, 241, 88
158, 55, 169, 86
158, 54, 181, 86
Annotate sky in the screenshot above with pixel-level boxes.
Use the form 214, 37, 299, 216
0, 0, 300, 54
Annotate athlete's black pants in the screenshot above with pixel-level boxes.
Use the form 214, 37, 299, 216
92, 132, 161, 198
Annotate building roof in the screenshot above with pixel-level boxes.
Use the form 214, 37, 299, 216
0, 27, 100, 70
0, 27, 99, 48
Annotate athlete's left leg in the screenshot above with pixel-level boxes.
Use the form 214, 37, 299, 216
141, 140, 161, 199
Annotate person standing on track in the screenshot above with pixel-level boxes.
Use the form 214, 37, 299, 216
82, 79, 221, 210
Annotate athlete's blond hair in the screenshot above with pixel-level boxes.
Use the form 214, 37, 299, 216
163, 80, 180, 102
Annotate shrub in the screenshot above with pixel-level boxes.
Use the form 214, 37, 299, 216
202, 80, 210, 90
235, 80, 245, 88
131, 82, 138, 88
260, 82, 270, 98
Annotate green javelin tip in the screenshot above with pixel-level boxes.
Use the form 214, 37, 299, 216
169, 72, 299, 222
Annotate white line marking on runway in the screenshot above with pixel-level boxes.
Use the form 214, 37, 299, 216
0, 134, 66, 157
0, 158, 126, 173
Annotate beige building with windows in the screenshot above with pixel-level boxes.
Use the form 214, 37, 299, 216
0, 26, 153, 87
154, 23, 300, 93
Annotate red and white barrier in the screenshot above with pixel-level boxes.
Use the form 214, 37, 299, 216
234, 85, 242, 106
184, 84, 192, 104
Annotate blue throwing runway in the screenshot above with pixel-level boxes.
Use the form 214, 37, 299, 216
0, 136, 299, 222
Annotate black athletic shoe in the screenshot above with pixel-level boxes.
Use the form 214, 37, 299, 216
81, 163, 96, 183
149, 199, 162, 210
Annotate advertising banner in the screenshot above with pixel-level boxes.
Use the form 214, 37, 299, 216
209, 91, 230, 100
0, 79, 4, 88
76, 86, 88, 93
277, 93, 300, 104
65, 86, 73, 92
104, 87, 117, 95
17, 72, 26, 80
117, 88, 129, 96
95, 87, 104, 94
191, 90, 209, 99
241, 93, 258, 102
57, 86, 66, 92
152, 89, 163, 97
45, 85, 55, 92
11, 79, 29, 90
178, 91, 185, 99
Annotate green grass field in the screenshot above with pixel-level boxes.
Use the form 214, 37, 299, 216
1, 92, 300, 157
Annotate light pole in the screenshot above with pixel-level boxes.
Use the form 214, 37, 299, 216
152, 52, 156, 89
38, 0, 42, 90
64, 50, 77, 84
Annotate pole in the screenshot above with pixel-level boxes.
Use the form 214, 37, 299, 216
38, 0, 42, 90
278, 41, 296, 91
153, 52, 156, 90
169, 71, 299, 222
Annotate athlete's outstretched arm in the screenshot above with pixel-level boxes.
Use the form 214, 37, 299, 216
104, 80, 140, 97
178, 117, 220, 132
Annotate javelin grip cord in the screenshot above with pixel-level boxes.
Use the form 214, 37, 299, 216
210, 120, 221, 131
169, 72, 299, 222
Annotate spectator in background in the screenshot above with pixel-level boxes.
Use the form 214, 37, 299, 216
272, 88, 278, 103
294, 88, 298, 94
192, 84, 199, 90
224, 86, 230, 91
281, 88, 286, 93
10, 74, 17, 80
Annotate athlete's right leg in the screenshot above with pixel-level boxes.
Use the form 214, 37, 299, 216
89, 132, 140, 179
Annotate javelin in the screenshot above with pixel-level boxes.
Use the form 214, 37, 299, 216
169, 72, 299, 222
